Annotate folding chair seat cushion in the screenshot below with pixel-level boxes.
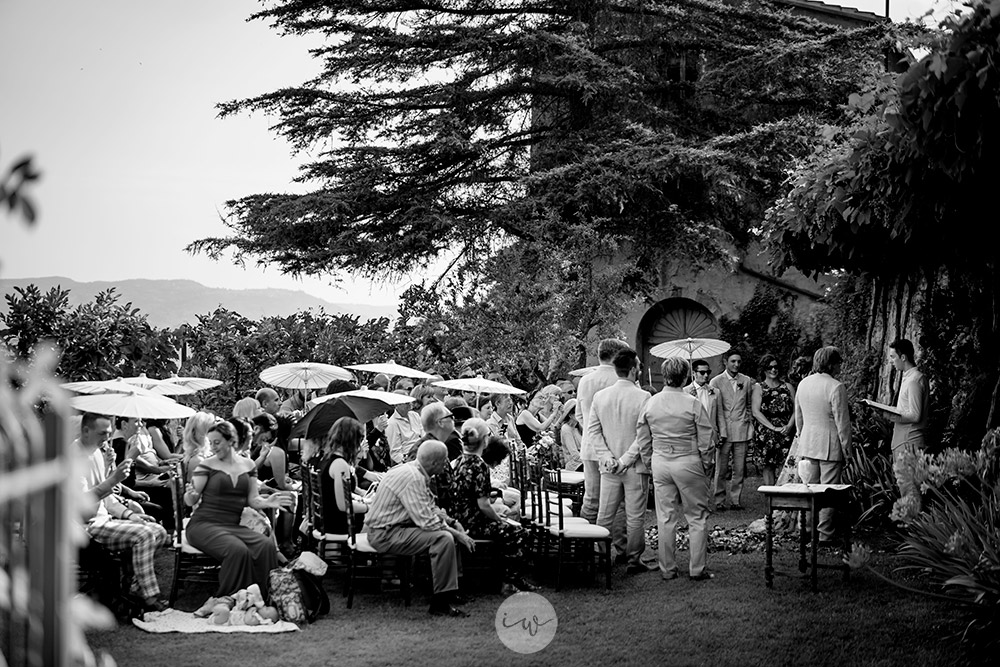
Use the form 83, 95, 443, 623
548, 522, 611, 539
558, 470, 585, 484
312, 528, 350, 543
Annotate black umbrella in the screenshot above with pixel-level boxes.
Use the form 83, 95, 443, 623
289, 399, 358, 441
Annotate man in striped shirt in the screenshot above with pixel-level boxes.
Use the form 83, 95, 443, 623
366, 440, 477, 617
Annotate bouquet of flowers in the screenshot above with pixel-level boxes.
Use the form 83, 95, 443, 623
526, 429, 560, 470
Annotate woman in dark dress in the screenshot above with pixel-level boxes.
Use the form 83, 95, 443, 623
451, 418, 535, 593
514, 390, 563, 448
318, 417, 369, 534
184, 420, 294, 596
750, 354, 797, 486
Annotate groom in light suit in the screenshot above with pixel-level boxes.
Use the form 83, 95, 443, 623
588, 348, 653, 574
685, 358, 727, 490
577, 337, 631, 524
709, 351, 754, 511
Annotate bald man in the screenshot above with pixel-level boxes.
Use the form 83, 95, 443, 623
366, 440, 477, 617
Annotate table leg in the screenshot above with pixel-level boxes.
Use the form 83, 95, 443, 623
810, 501, 819, 593
765, 503, 774, 588
797, 510, 808, 574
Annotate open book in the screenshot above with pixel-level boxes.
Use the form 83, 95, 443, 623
863, 398, 902, 416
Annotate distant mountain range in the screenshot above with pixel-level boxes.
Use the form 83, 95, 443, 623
0, 277, 399, 329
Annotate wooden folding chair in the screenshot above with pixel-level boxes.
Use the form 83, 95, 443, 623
167, 462, 219, 605
303, 464, 350, 571
542, 467, 612, 590
342, 473, 411, 609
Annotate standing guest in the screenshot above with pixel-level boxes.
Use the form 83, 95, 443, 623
450, 419, 534, 592
577, 338, 631, 523
184, 420, 294, 596
386, 390, 423, 464
750, 354, 797, 487
317, 417, 369, 533
365, 440, 477, 617
709, 350, 754, 511
558, 399, 583, 471
77, 412, 170, 612
588, 349, 653, 574
789, 356, 813, 388
794, 346, 852, 545
621, 358, 714, 581
685, 359, 726, 490
515, 390, 564, 449
886, 338, 930, 470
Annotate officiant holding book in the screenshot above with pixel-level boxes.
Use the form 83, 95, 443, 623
886, 339, 930, 465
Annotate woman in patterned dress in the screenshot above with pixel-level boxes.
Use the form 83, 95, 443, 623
750, 354, 796, 486
450, 418, 535, 593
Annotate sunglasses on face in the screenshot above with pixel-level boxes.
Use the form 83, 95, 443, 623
767, 365, 779, 370
693, 370, 709, 375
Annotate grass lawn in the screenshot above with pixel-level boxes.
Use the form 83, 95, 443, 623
86, 476, 984, 667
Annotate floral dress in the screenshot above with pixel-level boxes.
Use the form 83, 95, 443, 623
752, 382, 795, 471
451, 453, 528, 579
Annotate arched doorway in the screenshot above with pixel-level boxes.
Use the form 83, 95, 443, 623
637, 298, 719, 389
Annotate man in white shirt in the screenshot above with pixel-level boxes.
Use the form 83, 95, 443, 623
887, 338, 930, 472
685, 358, 727, 489
78, 412, 169, 611
386, 389, 424, 464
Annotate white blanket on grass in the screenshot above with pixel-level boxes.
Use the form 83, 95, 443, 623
132, 609, 299, 633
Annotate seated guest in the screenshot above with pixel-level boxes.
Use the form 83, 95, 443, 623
386, 390, 423, 464
559, 398, 584, 471
482, 436, 522, 517
227, 416, 254, 455
317, 416, 370, 533
451, 419, 534, 592
232, 397, 262, 421
362, 411, 393, 479
180, 411, 215, 481
365, 440, 477, 617
411, 385, 439, 411
77, 412, 170, 612
420, 402, 461, 514
124, 417, 180, 530
515, 389, 564, 449
184, 420, 294, 596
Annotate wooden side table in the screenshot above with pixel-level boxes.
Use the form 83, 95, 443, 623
758, 484, 853, 592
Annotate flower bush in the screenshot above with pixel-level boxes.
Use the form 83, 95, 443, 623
892, 429, 1000, 654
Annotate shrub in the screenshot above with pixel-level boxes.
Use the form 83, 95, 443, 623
892, 429, 1000, 654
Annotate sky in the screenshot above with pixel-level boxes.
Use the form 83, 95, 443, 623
1, 0, 953, 311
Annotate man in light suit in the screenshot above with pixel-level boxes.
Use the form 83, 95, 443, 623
589, 349, 653, 574
794, 346, 852, 544
709, 351, 754, 511
577, 337, 630, 524
686, 358, 726, 490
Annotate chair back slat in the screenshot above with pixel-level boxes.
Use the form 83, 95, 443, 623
542, 467, 566, 532
305, 463, 328, 536
170, 461, 186, 543
342, 472, 358, 547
